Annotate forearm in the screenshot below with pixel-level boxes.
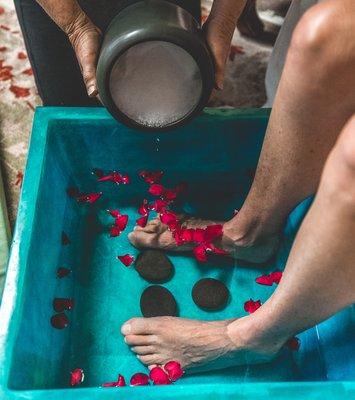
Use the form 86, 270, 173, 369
208, 0, 247, 25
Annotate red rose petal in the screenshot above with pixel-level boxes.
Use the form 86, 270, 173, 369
255, 275, 273, 286
180, 228, 194, 243
160, 210, 180, 230
149, 367, 171, 385
108, 209, 120, 218
163, 188, 178, 201
115, 214, 128, 231
207, 243, 229, 256
110, 226, 121, 237
22, 68, 33, 76
61, 232, 71, 245
244, 299, 262, 314
0, 7, 4, 15
136, 215, 148, 227
149, 183, 164, 196
77, 192, 102, 204
205, 224, 223, 242
10, 84, 30, 98
102, 374, 126, 387
138, 199, 149, 216
163, 361, 184, 382
193, 244, 208, 263
139, 170, 164, 184
57, 267, 71, 278
192, 228, 206, 244
149, 199, 168, 213
51, 313, 69, 329
117, 254, 134, 267
92, 168, 104, 178
70, 368, 84, 386
66, 186, 80, 198
53, 298, 74, 312
286, 337, 300, 351
269, 271, 283, 284
121, 174, 130, 184
130, 373, 150, 386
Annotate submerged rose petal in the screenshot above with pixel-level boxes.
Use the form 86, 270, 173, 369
115, 214, 129, 231
164, 361, 184, 382
102, 374, 126, 387
51, 313, 69, 329
57, 267, 71, 278
149, 367, 171, 385
77, 192, 102, 204
61, 232, 71, 245
269, 271, 283, 284
287, 337, 300, 351
138, 199, 149, 216
53, 298, 74, 312
117, 254, 134, 267
120, 174, 130, 185
130, 373, 150, 386
255, 275, 273, 286
163, 188, 178, 201
70, 368, 84, 386
136, 215, 148, 227
193, 244, 208, 263
66, 187, 80, 198
108, 209, 121, 218
149, 183, 164, 196
139, 170, 164, 184
244, 299, 262, 314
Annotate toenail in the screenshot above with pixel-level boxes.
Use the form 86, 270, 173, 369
121, 323, 131, 335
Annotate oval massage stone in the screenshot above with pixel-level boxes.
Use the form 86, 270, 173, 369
192, 278, 230, 311
140, 285, 178, 317
135, 250, 174, 283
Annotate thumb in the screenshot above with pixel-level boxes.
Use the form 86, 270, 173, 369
68, 20, 102, 97
203, 0, 245, 90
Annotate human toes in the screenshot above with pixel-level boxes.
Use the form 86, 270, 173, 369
124, 334, 157, 346
131, 346, 156, 356
121, 317, 161, 336
128, 230, 158, 248
138, 354, 167, 366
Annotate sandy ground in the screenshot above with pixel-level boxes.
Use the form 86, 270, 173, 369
0, 1, 272, 226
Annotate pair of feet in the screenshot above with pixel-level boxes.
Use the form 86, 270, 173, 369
120, 214, 281, 371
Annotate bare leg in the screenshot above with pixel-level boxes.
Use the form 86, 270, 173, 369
122, 115, 355, 370
129, 0, 355, 263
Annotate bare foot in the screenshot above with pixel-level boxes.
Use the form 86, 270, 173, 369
121, 316, 280, 371
128, 215, 279, 263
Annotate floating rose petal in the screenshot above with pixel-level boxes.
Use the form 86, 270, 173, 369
108, 209, 120, 218
57, 267, 71, 278
138, 199, 149, 216
149, 183, 164, 196
149, 199, 168, 213
163, 188, 178, 201
139, 170, 164, 184
244, 299, 262, 314
66, 186, 80, 198
208, 243, 229, 256
269, 271, 283, 284
136, 215, 148, 227
180, 228, 194, 243
149, 367, 171, 385
255, 275, 273, 286
77, 192, 102, 204
61, 232, 71, 245
70, 368, 84, 386
192, 228, 206, 244
117, 254, 134, 267
51, 313, 69, 329
160, 210, 180, 231
110, 226, 121, 237
121, 174, 130, 184
205, 224, 223, 242
53, 298, 74, 312
287, 337, 300, 351
102, 374, 126, 387
115, 214, 128, 231
173, 228, 184, 246
164, 361, 184, 382
130, 373, 150, 386
193, 245, 208, 263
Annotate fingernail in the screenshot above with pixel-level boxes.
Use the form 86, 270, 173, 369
121, 323, 131, 335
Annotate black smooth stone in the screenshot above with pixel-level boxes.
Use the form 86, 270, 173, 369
135, 250, 174, 283
192, 278, 230, 311
140, 285, 177, 317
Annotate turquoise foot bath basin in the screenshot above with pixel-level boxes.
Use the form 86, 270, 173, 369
0, 108, 355, 400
